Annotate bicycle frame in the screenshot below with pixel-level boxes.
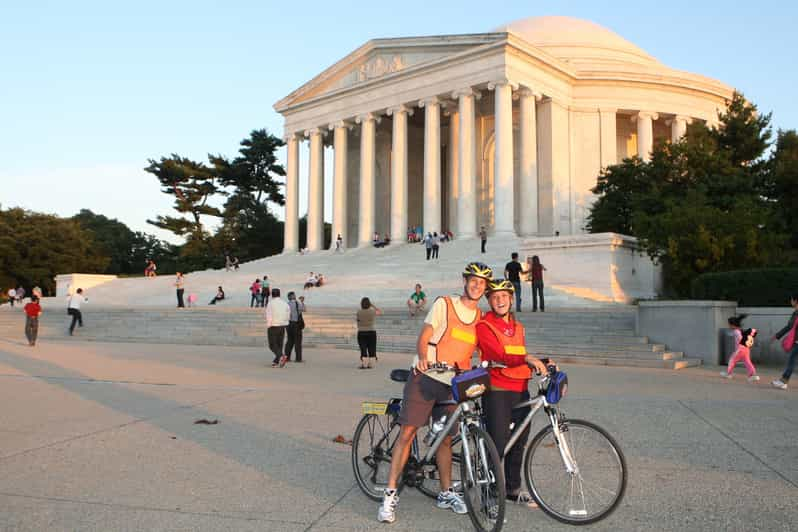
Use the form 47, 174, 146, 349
503, 394, 579, 475
420, 400, 478, 462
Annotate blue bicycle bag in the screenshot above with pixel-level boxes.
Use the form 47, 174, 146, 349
451, 367, 490, 402
545, 371, 568, 404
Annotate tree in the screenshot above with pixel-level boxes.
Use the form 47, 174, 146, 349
765, 129, 798, 250
586, 92, 788, 295
0, 208, 109, 295
144, 155, 222, 240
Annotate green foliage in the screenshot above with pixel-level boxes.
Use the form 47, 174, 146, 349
586, 91, 797, 296
690, 269, 798, 306
0, 208, 109, 295
144, 155, 222, 239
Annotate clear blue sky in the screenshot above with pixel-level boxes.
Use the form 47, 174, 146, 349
2, 1, 795, 243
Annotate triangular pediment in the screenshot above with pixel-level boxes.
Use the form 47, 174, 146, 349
275, 34, 505, 111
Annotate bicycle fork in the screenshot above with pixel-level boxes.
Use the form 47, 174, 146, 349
548, 410, 579, 476
461, 421, 495, 487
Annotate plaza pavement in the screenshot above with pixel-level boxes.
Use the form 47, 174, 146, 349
0, 338, 796, 531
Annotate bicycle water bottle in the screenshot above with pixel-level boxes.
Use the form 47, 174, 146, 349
423, 415, 447, 445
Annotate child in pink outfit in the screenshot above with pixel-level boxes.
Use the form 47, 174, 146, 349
721, 315, 759, 382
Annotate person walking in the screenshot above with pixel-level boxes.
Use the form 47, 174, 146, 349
24, 295, 42, 346
424, 232, 433, 260
431, 232, 440, 259
720, 315, 760, 382
67, 288, 87, 336
250, 278, 262, 308
771, 293, 798, 390
335, 234, 344, 252
7, 287, 16, 307
504, 252, 524, 312
175, 272, 185, 308
265, 288, 290, 367
284, 293, 305, 363
480, 225, 487, 253
356, 297, 382, 369
528, 255, 547, 312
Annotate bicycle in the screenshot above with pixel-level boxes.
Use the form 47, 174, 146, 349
487, 362, 628, 525
352, 363, 506, 532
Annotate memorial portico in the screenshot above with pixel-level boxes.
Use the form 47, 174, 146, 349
275, 16, 734, 252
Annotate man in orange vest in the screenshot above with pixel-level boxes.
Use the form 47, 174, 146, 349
378, 262, 493, 524
477, 278, 550, 509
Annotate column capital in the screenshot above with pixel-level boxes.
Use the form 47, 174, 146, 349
304, 127, 326, 137
514, 86, 542, 101
355, 112, 381, 124
487, 78, 519, 91
666, 114, 692, 125
418, 96, 440, 108
283, 131, 302, 143
328, 120, 354, 131
598, 107, 618, 114
386, 104, 414, 117
631, 111, 659, 122
451, 87, 481, 100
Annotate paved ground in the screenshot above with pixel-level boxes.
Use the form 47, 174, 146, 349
0, 337, 796, 531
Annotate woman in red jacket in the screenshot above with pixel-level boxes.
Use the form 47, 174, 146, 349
477, 278, 550, 508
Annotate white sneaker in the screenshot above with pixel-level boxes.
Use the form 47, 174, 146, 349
378, 489, 398, 523
720, 371, 732, 379
748, 375, 760, 382
772, 379, 788, 390
437, 489, 468, 514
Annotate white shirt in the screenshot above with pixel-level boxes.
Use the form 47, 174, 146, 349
265, 297, 290, 327
68, 293, 87, 310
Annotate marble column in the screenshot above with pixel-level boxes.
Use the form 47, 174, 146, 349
454, 88, 477, 239
357, 113, 378, 247
283, 134, 300, 253
634, 111, 658, 162
599, 108, 618, 169
490, 80, 516, 235
670, 115, 690, 143
518, 87, 538, 236
420, 96, 441, 235
447, 109, 459, 234
388, 105, 411, 243
306, 128, 324, 251
330, 122, 348, 249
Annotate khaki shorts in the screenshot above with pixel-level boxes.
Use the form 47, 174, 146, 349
398, 370, 458, 436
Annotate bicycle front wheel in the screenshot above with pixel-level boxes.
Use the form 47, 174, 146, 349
524, 419, 627, 525
459, 424, 505, 532
351, 413, 401, 501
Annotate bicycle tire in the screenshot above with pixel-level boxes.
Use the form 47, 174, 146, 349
351, 413, 402, 501
524, 418, 627, 525
459, 425, 506, 532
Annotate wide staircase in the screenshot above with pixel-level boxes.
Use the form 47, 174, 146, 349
0, 306, 701, 370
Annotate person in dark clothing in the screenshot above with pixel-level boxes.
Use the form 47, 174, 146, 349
209, 286, 225, 305
528, 255, 547, 312
480, 226, 487, 253
284, 292, 305, 363
771, 293, 798, 390
504, 252, 524, 312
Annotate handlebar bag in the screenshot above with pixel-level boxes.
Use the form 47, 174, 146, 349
545, 371, 568, 404
452, 367, 490, 402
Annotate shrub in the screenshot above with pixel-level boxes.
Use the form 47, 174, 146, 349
690, 269, 798, 306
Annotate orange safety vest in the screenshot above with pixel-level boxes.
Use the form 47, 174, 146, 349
480, 319, 532, 380
429, 296, 481, 369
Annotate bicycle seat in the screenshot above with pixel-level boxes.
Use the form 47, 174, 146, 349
390, 369, 410, 383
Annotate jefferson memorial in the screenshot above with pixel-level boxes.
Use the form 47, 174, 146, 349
275, 16, 734, 253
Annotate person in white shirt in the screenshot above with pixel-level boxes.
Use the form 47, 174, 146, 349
67, 288, 88, 335
265, 288, 290, 367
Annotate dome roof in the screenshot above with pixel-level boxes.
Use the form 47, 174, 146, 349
495, 16, 660, 68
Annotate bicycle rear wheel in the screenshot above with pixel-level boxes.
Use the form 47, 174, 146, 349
459, 425, 505, 532
351, 413, 401, 501
524, 419, 627, 525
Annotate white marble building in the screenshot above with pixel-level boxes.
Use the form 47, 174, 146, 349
274, 16, 734, 252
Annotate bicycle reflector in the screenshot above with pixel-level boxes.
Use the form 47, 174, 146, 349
545, 371, 568, 404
